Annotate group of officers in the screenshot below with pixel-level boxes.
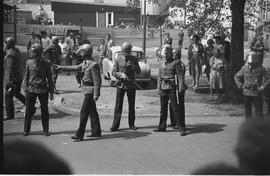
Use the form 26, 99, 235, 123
4, 32, 187, 140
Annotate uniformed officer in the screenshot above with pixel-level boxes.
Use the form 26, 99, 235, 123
57, 44, 102, 141
154, 44, 187, 136
110, 42, 141, 131
4, 37, 26, 120
22, 43, 54, 136
234, 52, 270, 119
168, 48, 186, 129
44, 36, 62, 94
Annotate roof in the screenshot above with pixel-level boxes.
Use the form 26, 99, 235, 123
4, 3, 19, 10
110, 46, 143, 53
51, 0, 139, 8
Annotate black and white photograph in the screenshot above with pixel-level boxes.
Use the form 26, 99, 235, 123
1, 0, 270, 174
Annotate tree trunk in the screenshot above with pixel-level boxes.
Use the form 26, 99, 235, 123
221, 0, 246, 104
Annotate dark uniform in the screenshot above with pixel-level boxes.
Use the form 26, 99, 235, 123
4, 38, 26, 119
110, 43, 141, 131
44, 39, 61, 93
235, 54, 270, 119
72, 41, 83, 86
155, 46, 186, 135
169, 49, 186, 128
60, 44, 102, 141
22, 44, 54, 136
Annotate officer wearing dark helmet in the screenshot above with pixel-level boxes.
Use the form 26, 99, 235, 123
22, 43, 54, 136
154, 44, 187, 136
235, 52, 270, 119
110, 42, 141, 131
4, 37, 26, 120
57, 44, 102, 141
168, 48, 186, 129
44, 36, 62, 94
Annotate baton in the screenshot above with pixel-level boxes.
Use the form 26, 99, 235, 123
175, 75, 179, 104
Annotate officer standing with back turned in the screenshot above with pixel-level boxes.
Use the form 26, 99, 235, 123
110, 42, 141, 131
154, 44, 186, 136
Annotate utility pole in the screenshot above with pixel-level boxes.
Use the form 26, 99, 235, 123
143, 0, 147, 56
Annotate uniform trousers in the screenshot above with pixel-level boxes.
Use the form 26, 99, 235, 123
24, 92, 49, 133
169, 92, 185, 126
158, 90, 185, 130
76, 94, 101, 138
244, 95, 264, 119
5, 82, 25, 119
112, 88, 136, 129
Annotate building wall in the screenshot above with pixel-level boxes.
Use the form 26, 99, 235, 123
114, 12, 140, 25
54, 12, 96, 26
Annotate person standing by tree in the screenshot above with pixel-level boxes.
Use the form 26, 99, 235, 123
210, 48, 228, 101
110, 42, 141, 131
22, 43, 54, 136
56, 44, 102, 141
188, 34, 204, 88
4, 37, 26, 120
204, 39, 215, 82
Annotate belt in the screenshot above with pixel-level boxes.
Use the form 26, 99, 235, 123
30, 84, 46, 89
83, 81, 94, 86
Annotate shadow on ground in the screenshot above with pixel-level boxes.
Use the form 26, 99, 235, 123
187, 123, 226, 134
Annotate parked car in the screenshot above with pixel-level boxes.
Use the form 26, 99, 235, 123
102, 46, 151, 88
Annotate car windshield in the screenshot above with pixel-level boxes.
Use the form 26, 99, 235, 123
114, 51, 144, 61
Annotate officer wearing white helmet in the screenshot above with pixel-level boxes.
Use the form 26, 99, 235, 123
235, 52, 270, 119
57, 44, 102, 141
4, 37, 26, 120
154, 44, 187, 136
110, 42, 141, 131
22, 43, 54, 136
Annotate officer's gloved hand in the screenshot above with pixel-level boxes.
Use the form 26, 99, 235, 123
55, 65, 63, 72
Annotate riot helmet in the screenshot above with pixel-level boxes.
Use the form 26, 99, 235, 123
79, 44, 93, 57
121, 42, 132, 56
172, 48, 181, 60
31, 43, 43, 57
5, 37, 16, 49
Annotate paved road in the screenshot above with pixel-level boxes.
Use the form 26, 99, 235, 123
4, 74, 247, 174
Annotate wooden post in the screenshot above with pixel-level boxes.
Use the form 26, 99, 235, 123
143, 0, 147, 56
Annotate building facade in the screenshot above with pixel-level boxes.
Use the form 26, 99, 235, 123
51, 0, 141, 27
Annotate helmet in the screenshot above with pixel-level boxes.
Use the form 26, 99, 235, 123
172, 48, 181, 59
246, 52, 260, 64
80, 44, 93, 56
121, 42, 132, 52
51, 36, 59, 44
5, 37, 16, 49
31, 43, 43, 56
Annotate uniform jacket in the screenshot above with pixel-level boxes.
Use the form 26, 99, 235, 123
112, 55, 141, 89
158, 58, 187, 93
22, 57, 54, 94
63, 59, 101, 96
234, 64, 270, 96
4, 47, 23, 85
44, 44, 62, 65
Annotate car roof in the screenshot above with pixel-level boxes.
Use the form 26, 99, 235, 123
109, 46, 143, 53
